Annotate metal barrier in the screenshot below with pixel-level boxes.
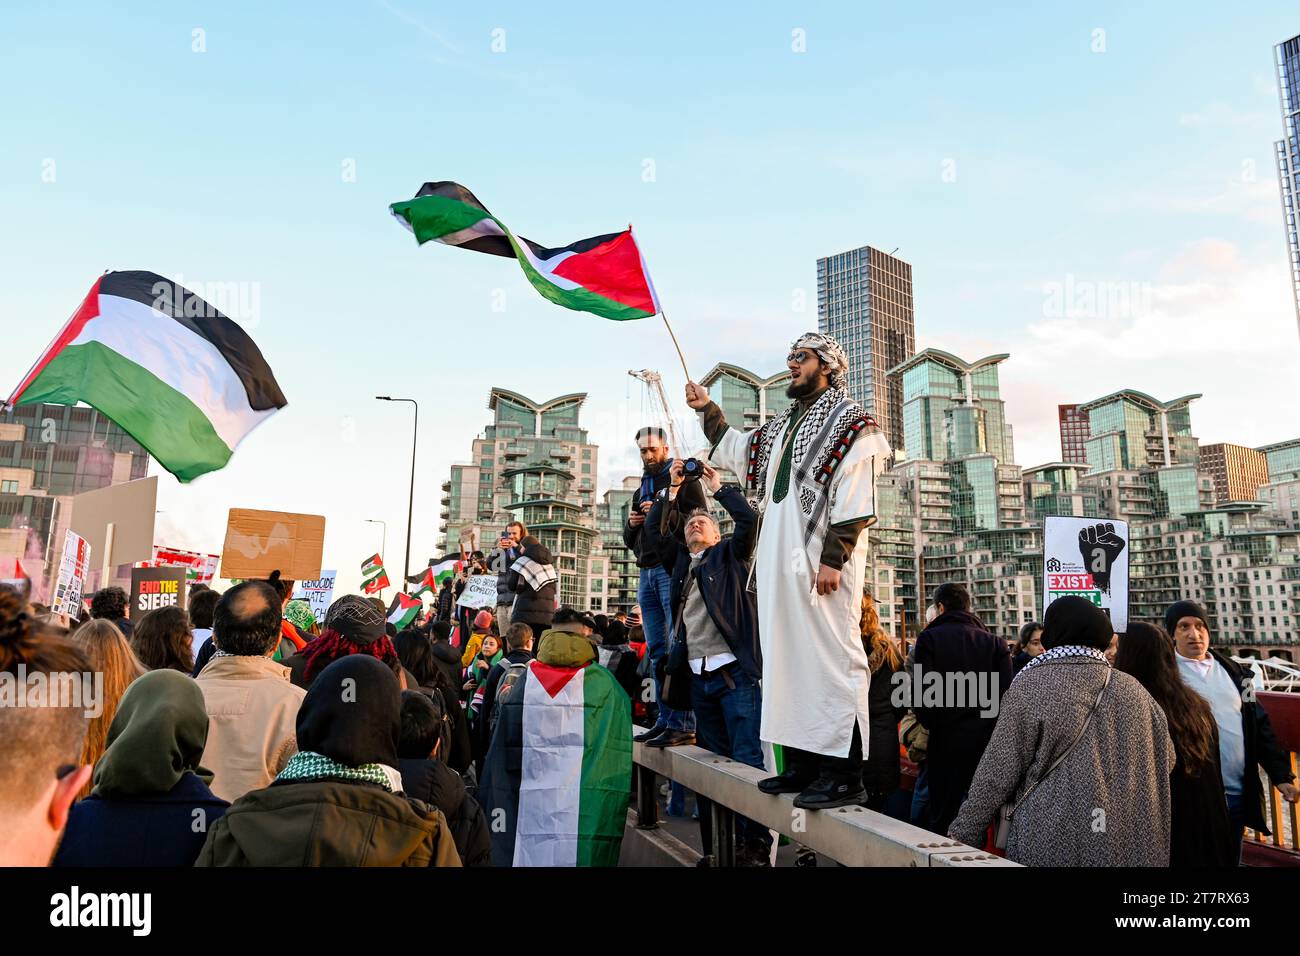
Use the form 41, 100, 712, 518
1245, 692, 1300, 866
632, 742, 1017, 867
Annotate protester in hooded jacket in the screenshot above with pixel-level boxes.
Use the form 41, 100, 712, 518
282, 595, 415, 691
197, 656, 462, 867
398, 691, 491, 866
394, 626, 471, 774
54, 670, 228, 866
460, 609, 495, 672
506, 536, 557, 633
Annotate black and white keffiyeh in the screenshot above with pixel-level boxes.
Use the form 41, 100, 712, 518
511, 554, 557, 591
1013, 644, 1110, 686
745, 385, 880, 548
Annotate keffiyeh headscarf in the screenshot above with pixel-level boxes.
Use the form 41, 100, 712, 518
743, 331, 884, 548
791, 331, 850, 391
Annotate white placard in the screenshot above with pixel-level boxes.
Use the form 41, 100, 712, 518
455, 574, 498, 610
52, 530, 91, 618
292, 571, 336, 625
1043, 516, 1129, 633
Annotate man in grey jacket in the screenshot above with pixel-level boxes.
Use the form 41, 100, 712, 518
489, 521, 526, 635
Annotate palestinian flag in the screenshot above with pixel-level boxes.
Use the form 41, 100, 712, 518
361, 554, 389, 595
480, 660, 632, 867
6, 271, 286, 482
387, 592, 421, 630
390, 182, 659, 322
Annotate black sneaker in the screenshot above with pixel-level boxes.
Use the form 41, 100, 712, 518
792, 775, 866, 810
645, 729, 696, 748
633, 725, 668, 744
757, 768, 816, 795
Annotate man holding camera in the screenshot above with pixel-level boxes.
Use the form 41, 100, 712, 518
685, 332, 892, 809
624, 426, 695, 746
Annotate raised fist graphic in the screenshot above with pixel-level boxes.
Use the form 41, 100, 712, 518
1078, 522, 1125, 595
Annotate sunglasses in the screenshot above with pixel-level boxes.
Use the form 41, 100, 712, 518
787, 350, 817, 364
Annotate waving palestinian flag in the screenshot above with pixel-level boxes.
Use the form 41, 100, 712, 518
387, 592, 422, 630
390, 182, 659, 322
361, 554, 389, 595
6, 271, 286, 482
480, 660, 632, 867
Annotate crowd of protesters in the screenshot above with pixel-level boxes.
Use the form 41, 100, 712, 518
3, 333, 1299, 870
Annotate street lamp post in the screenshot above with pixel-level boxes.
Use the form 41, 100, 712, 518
376, 396, 418, 591
365, 518, 387, 599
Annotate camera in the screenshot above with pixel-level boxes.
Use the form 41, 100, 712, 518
681, 458, 704, 481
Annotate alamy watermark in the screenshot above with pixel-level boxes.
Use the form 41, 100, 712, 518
151, 275, 262, 329
0, 665, 103, 718
890, 664, 1000, 718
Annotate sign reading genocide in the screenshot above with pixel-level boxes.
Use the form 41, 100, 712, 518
131, 566, 188, 614
1043, 516, 1129, 633
455, 574, 499, 610
292, 571, 336, 626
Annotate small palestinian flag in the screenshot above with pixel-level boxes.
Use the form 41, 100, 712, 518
6, 272, 286, 482
390, 182, 659, 322
361, 554, 389, 595
480, 660, 632, 867
387, 592, 421, 630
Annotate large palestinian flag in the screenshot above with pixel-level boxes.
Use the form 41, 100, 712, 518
6, 271, 286, 482
480, 659, 632, 867
390, 182, 659, 322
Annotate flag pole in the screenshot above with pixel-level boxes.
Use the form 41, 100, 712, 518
658, 309, 691, 382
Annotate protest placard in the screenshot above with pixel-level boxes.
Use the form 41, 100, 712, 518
130, 566, 187, 614
455, 574, 498, 610
220, 509, 325, 580
51, 530, 91, 618
1043, 516, 1129, 633
292, 572, 336, 625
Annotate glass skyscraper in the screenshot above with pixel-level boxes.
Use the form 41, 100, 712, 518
816, 245, 915, 452
1078, 389, 1201, 474
890, 349, 1014, 464
1275, 34, 1300, 334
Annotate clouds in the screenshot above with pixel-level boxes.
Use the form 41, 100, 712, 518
956, 238, 1300, 465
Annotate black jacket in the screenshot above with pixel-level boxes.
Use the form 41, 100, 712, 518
622, 463, 674, 569
912, 609, 1013, 835
489, 546, 520, 606
505, 541, 557, 630
1208, 649, 1296, 834
863, 654, 905, 795
476, 648, 534, 758
645, 485, 761, 682
53, 773, 229, 867
397, 757, 492, 866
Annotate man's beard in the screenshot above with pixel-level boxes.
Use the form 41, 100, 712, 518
786, 376, 823, 399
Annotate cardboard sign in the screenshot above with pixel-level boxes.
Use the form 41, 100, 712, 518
220, 509, 325, 581
51, 530, 91, 618
455, 573, 499, 610
69, 476, 158, 568
292, 571, 336, 625
1043, 516, 1129, 633
131, 566, 188, 614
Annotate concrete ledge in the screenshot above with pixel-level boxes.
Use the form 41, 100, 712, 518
619, 811, 703, 867
634, 742, 1018, 868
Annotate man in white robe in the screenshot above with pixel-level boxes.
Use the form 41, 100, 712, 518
685, 332, 891, 809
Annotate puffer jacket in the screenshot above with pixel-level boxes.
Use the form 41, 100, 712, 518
505, 541, 557, 630
195, 779, 462, 867
398, 758, 492, 866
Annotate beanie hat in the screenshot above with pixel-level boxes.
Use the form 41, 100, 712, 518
1165, 600, 1209, 637
627, 605, 642, 627
324, 594, 386, 645
473, 609, 495, 631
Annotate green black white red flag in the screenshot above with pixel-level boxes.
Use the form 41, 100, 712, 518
6, 271, 286, 482
389, 182, 660, 322
387, 592, 421, 629
361, 554, 389, 595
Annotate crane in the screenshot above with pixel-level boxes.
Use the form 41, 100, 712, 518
628, 369, 686, 458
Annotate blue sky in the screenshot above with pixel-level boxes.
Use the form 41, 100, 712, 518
2, 2, 1298, 594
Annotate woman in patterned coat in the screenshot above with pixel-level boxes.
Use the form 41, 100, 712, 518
949, 596, 1176, 866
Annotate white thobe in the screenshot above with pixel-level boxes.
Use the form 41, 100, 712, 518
709, 414, 890, 757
